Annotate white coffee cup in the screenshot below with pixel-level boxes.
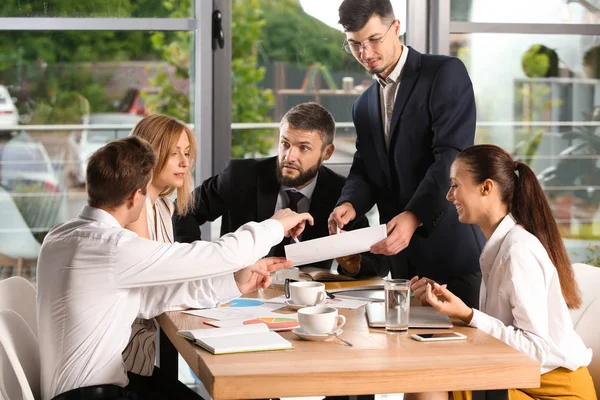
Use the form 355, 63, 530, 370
298, 305, 346, 335
289, 281, 326, 306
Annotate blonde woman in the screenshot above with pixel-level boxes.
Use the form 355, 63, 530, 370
124, 114, 202, 399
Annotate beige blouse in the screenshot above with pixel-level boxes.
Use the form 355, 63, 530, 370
122, 196, 174, 376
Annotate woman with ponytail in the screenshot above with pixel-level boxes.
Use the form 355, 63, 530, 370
410, 144, 596, 399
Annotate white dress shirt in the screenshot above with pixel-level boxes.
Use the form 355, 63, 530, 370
376, 44, 409, 145
470, 214, 592, 374
37, 206, 283, 400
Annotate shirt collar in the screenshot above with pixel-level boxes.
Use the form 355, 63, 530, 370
281, 172, 319, 200
480, 213, 516, 271
79, 205, 123, 228
376, 44, 409, 87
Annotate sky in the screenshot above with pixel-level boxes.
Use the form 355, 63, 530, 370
299, 0, 407, 34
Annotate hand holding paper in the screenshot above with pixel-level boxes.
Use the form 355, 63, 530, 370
371, 211, 420, 255
284, 224, 387, 267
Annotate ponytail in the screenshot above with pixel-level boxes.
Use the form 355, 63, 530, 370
511, 162, 581, 309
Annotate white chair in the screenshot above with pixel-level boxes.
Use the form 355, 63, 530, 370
571, 263, 600, 390
0, 276, 37, 336
0, 309, 40, 400
0, 186, 41, 278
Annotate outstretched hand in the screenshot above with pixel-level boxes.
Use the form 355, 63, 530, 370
328, 202, 356, 234
234, 257, 292, 294
272, 209, 314, 239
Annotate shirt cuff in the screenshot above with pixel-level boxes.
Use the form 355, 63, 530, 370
469, 308, 490, 330
208, 274, 242, 303
262, 218, 285, 247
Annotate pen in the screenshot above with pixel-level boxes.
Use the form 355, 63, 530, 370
291, 235, 300, 244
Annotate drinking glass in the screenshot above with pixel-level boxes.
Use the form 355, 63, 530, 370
384, 279, 411, 332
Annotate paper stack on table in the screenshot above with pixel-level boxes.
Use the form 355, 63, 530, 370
284, 224, 387, 267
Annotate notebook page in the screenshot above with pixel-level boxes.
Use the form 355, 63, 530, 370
178, 322, 268, 340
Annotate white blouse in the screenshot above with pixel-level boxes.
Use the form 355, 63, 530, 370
470, 214, 592, 374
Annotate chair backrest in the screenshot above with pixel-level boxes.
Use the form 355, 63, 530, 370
0, 309, 40, 400
0, 186, 41, 260
0, 276, 37, 336
571, 263, 600, 389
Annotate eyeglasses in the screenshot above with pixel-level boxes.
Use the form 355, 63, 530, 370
342, 21, 396, 54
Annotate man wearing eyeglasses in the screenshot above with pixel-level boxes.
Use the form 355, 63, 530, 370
329, 0, 485, 311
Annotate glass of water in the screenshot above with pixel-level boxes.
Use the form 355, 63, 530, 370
384, 279, 411, 333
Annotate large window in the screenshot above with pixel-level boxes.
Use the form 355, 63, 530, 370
0, 0, 191, 18
230, 0, 407, 173
449, 0, 600, 263
0, 29, 195, 279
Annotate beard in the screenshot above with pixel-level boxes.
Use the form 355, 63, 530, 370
276, 158, 321, 188
364, 59, 390, 75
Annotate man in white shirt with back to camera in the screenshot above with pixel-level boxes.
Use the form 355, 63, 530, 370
37, 136, 313, 400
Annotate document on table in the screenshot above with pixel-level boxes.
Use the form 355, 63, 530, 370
184, 300, 291, 321
284, 224, 387, 267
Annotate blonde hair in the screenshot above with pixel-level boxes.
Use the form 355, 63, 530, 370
130, 114, 197, 216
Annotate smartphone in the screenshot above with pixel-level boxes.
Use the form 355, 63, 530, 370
410, 332, 467, 342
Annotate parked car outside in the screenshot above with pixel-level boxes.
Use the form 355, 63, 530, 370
0, 85, 19, 131
118, 87, 159, 116
0, 131, 66, 234
66, 113, 142, 185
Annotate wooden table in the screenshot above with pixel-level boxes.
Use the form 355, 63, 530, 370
157, 282, 539, 400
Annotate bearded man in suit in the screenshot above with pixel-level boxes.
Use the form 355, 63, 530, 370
174, 102, 388, 278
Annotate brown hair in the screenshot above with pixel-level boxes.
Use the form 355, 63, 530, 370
86, 136, 157, 209
130, 114, 197, 216
281, 102, 336, 147
456, 144, 582, 309
338, 0, 395, 32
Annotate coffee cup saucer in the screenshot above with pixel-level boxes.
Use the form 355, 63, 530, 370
285, 300, 314, 310
292, 326, 343, 341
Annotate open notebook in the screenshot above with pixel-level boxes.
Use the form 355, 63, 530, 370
177, 324, 293, 355
298, 266, 355, 282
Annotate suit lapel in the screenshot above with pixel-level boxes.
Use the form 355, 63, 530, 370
304, 170, 331, 241
367, 83, 391, 183
256, 157, 280, 222
388, 47, 421, 148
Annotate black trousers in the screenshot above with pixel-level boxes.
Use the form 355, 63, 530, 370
126, 366, 203, 400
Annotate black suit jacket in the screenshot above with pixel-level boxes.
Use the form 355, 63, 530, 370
173, 156, 389, 278
338, 47, 485, 282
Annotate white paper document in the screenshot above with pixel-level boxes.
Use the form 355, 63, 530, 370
183, 299, 287, 321
284, 224, 387, 266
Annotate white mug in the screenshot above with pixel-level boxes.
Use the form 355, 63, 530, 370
288, 281, 326, 306
298, 305, 346, 335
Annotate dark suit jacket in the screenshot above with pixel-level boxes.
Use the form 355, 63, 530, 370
173, 156, 389, 278
338, 47, 485, 282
